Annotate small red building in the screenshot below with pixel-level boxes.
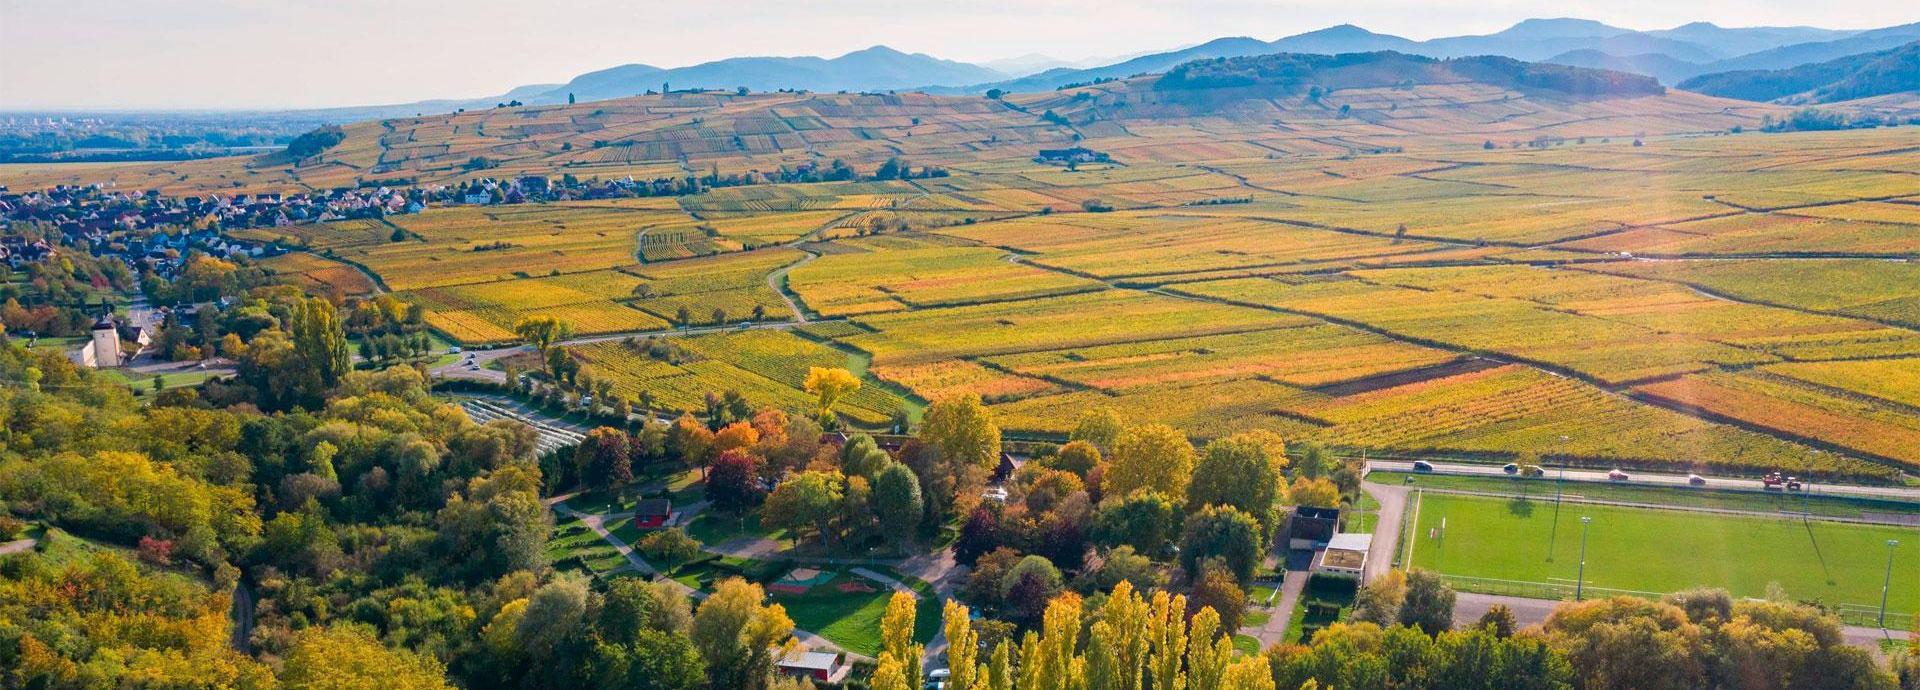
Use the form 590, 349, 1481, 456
632, 499, 673, 528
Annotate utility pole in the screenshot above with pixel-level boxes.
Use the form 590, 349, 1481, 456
1576, 516, 1593, 601
1547, 435, 1568, 562
1881, 539, 1900, 628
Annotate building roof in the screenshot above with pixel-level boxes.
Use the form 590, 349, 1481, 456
1327, 532, 1373, 552
778, 651, 839, 671
1296, 506, 1340, 521
634, 498, 673, 516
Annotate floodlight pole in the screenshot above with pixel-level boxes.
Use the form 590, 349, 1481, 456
1575, 516, 1592, 601
1547, 435, 1568, 562
1881, 539, 1900, 628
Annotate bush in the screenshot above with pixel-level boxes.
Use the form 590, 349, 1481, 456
0, 516, 22, 541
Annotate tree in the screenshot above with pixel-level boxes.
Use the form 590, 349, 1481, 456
1070, 408, 1124, 452
711, 421, 760, 457
1049, 440, 1101, 478
1188, 433, 1283, 537
1351, 568, 1407, 626
954, 504, 1001, 566
514, 315, 574, 382
280, 625, 452, 690
1105, 424, 1194, 500
1178, 505, 1261, 583
578, 427, 633, 491
1477, 603, 1517, 638
873, 462, 923, 548
943, 600, 980, 690
922, 393, 1001, 470
1288, 476, 1340, 508
706, 450, 761, 515
1189, 560, 1248, 633
290, 297, 350, 406
1399, 568, 1456, 635
881, 592, 924, 683
840, 433, 892, 479
1092, 491, 1182, 558
585, 629, 705, 690
1000, 555, 1063, 629
804, 367, 861, 425
762, 470, 845, 549
691, 578, 797, 690
639, 528, 702, 574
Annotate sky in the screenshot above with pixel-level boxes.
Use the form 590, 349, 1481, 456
1, 0, 1914, 110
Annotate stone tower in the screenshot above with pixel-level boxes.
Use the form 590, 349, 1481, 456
90, 315, 120, 367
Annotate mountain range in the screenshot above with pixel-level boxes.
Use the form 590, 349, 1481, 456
1679, 40, 1920, 104
292, 17, 1920, 120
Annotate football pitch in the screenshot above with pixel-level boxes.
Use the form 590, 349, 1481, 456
1404, 492, 1920, 618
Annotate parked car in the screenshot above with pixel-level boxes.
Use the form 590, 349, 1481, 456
1688, 473, 1706, 486
1412, 460, 1434, 472
1607, 468, 1630, 482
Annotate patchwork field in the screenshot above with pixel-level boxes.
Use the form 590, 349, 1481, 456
53, 82, 1919, 480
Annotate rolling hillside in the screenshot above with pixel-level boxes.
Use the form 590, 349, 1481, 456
1681, 41, 1920, 103
13, 53, 1785, 197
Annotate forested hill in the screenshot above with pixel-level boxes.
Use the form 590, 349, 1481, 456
1156, 51, 1666, 98
1680, 40, 1920, 103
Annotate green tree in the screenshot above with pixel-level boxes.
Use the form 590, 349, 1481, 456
873, 462, 923, 548
1188, 433, 1283, 537
1178, 505, 1261, 583
1092, 491, 1183, 558
1049, 440, 1101, 478
762, 470, 845, 549
1070, 407, 1124, 452
513, 315, 574, 382
638, 528, 702, 574
1399, 568, 1456, 635
840, 433, 892, 479
290, 297, 350, 406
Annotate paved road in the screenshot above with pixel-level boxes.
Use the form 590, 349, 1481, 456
1368, 460, 1920, 502
1362, 483, 1410, 582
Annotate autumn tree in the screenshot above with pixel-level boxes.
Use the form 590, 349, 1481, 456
1049, 440, 1101, 478
1288, 475, 1341, 509
691, 578, 797, 690
290, 297, 350, 408
706, 449, 761, 516
803, 366, 861, 425
1105, 423, 1194, 500
280, 625, 453, 690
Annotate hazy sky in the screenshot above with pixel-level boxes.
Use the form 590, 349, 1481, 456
2, 0, 1913, 110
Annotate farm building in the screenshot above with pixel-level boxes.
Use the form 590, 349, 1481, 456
777, 650, 843, 682
1312, 533, 1372, 581
1289, 506, 1341, 550
632, 499, 673, 528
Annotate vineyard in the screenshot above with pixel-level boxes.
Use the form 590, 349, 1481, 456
571, 330, 911, 425
61, 86, 1920, 477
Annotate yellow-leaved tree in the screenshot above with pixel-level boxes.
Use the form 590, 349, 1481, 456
804, 366, 861, 425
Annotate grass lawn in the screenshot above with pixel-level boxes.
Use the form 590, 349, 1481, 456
1282, 577, 1357, 644
565, 489, 635, 515
1352, 491, 1381, 512
1373, 471, 1920, 519
770, 571, 940, 656
1242, 610, 1272, 628
684, 511, 787, 546
1406, 493, 1920, 617
546, 517, 629, 574
1344, 512, 1378, 534
1233, 634, 1263, 655
1248, 583, 1279, 605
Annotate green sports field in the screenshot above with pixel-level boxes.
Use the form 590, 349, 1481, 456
1404, 493, 1920, 618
